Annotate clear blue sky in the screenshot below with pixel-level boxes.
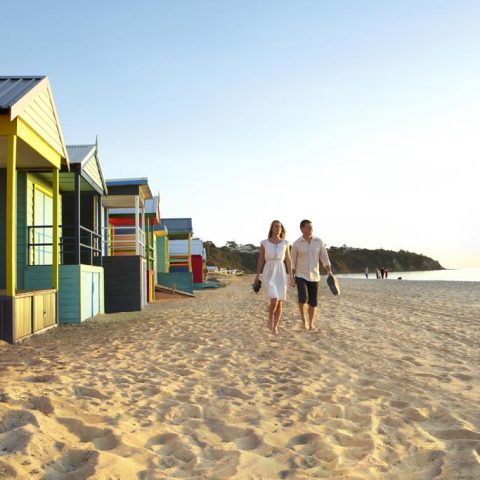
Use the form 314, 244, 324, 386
4, 1, 480, 268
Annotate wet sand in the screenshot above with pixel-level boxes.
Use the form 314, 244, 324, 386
0, 276, 479, 479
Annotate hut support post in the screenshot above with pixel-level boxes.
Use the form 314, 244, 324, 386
135, 195, 140, 255
141, 205, 145, 257
97, 195, 102, 265
6, 134, 17, 296
74, 171, 81, 264
52, 168, 59, 289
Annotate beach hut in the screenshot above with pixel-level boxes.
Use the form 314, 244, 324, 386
22, 143, 107, 324
155, 218, 194, 294
107, 195, 160, 303
169, 238, 206, 285
0, 76, 69, 343
102, 178, 153, 313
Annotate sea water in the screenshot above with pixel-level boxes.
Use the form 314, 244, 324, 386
337, 268, 480, 282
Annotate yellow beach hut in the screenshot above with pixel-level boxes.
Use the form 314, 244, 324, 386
0, 76, 69, 343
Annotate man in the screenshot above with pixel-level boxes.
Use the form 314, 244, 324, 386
291, 219, 332, 330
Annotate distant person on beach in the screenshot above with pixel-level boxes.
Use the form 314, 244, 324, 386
254, 220, 293, 335
380, 267, 385, 279
376, 268, 380, 279
291, 220, 332, 331
365, 267, 369, 279
385, 268, 388, 279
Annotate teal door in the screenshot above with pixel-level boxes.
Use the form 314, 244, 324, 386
82, 271, 101, 320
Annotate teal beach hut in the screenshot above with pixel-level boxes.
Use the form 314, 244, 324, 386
155, 218, 194, 294
22, 142, 108, 324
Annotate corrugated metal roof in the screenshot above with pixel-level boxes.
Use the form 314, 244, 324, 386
66, 144, 96, 164
160, 218, 193, 233
106, 178, 148, 187
108, 195, 160, 216
0, 76, 45, 110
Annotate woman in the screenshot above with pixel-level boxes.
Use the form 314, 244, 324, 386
254, 220, 293, 334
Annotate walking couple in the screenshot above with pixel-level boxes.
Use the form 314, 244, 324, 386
254, 219, 333, 334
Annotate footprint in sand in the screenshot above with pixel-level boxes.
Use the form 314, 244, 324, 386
434, 429, 480, 441
0, 459, 17, 478
0, 407, 39, 433
57, 417, 119, 451
146, 432, 197, 470
26, 374, 60, 383
28, 395, 55, 416
44, 448, 98, 479
287, 434, 336, 470
164, 403, 202, 421
0, 428, 31, 454
215, 386, 250, 400
73, 385, 110, 400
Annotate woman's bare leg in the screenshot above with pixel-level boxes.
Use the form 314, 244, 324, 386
273, 301, 283, 334
268, 299, 279, 332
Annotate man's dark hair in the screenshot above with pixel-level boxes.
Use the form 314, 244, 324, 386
300, 219, 312, 229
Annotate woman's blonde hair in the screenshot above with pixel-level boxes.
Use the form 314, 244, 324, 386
268, 220, 286, 239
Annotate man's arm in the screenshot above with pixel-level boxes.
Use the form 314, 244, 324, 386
319, 240, 332, 275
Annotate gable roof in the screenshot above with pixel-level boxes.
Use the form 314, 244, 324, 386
67, 144, 96, 164
0, 76, 69, 168
66, 143, 107, 195
0, 77, 44, 111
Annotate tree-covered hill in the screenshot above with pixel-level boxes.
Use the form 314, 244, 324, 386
204, 241, 443, 274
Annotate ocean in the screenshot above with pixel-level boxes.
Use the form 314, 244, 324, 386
337, 268, 480, 282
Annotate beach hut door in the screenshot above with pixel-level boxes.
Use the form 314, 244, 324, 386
91, 272, 101, 317
84, 272, 101, 319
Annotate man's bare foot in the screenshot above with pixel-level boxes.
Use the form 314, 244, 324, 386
302, 320, 308, 330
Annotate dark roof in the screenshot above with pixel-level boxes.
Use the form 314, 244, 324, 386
106, 178, 149, 187
66, 144, 96, 164
159, 218, 193, 234
0, 76, 45, 111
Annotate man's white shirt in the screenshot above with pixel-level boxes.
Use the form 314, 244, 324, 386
291, 236, 331, 282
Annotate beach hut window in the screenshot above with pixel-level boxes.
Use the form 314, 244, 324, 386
28, 185, 53, 265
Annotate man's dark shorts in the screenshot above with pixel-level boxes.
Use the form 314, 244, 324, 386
295, 277, 319, 307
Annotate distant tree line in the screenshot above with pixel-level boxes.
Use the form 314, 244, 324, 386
204, 241, 444, 274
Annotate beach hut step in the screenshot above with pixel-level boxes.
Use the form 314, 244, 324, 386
154, 284, 194, 297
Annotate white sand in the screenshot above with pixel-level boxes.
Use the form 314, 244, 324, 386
0, 276, 479, 479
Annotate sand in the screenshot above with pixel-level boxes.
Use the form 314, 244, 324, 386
0, 276, 479, 479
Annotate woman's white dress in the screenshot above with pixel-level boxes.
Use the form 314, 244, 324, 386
261, 239, 289, 301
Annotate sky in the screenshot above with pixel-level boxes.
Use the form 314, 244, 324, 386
3, 1, 480, 268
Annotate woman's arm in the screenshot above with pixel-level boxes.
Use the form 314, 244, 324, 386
254, 243, 265, 282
